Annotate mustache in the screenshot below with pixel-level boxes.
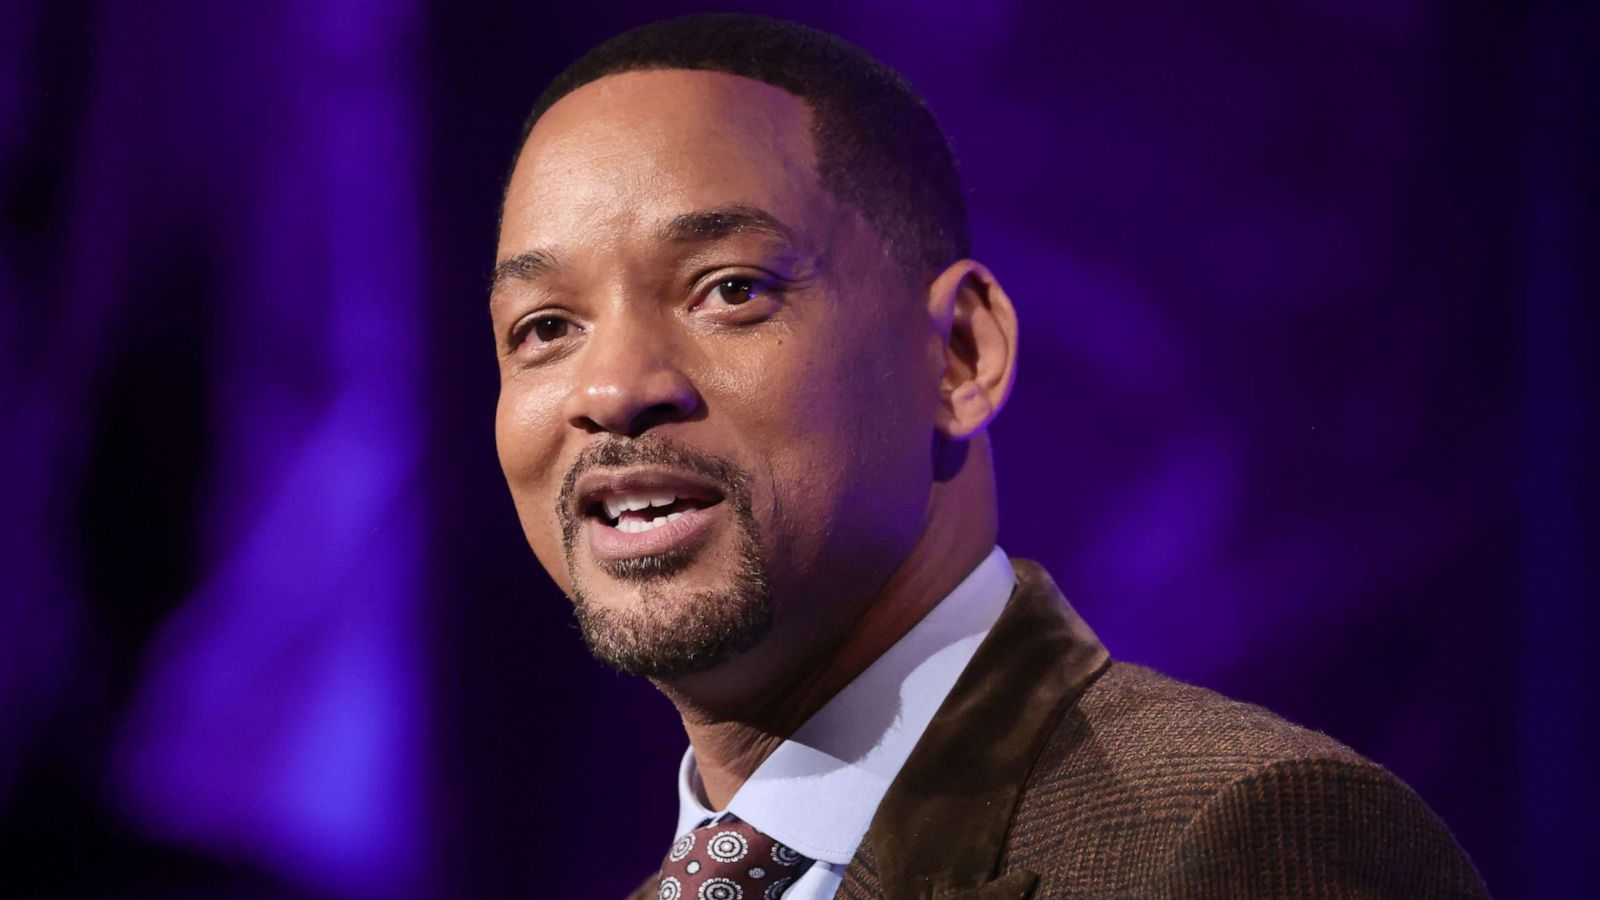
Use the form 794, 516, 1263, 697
556, 435, 753, 547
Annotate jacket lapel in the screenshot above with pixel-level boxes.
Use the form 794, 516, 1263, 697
845, 559, 1110, 900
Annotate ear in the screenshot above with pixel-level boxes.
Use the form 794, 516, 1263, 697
927, 260, 1019, 440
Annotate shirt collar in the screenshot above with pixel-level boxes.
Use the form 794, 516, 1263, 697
674, 546, 1016, 864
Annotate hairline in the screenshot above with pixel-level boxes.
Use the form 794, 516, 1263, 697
503, 65, 936, 287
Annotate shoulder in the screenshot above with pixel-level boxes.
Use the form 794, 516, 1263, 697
1005, 661, 1363, 866
1004, 661, 1488, 897
1062, 659, 1369, 769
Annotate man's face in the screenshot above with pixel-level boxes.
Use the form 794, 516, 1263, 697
493, 70, 941, 682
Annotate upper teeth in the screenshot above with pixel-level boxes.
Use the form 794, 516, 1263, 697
604, 493, 678, 521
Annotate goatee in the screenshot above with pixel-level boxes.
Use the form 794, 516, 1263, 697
556, 436, 772, 678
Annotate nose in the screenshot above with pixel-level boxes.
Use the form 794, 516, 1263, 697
563, 317, 701, 437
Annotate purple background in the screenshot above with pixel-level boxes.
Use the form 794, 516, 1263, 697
3, 1, 1595, 897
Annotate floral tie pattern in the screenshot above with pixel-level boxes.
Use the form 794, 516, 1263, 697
658, 814, 814, 900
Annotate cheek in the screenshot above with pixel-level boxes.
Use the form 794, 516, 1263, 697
730, 317, 937, 554
495, 377, 570, 565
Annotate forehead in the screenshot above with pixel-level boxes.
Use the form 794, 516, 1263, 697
500, 69, 825, 257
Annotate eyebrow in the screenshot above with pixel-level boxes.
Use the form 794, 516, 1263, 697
488, 248, 558, 294
489, 204, 801, 295
659, 204, 799, 246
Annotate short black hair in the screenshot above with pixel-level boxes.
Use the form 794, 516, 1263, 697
514, 13, 969, 281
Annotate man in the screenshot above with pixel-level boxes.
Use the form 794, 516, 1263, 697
490, 13, 1489, 899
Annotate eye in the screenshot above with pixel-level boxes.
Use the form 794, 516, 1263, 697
531, 316, 569, 342
512, 313, 574, 349
707, 276, 767, 307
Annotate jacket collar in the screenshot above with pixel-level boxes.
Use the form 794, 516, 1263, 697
850, 559, 1111, 899
674, 548, 1018, 864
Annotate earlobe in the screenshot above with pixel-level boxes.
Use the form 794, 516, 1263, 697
946, 382, 993, 432
930, 260, 1019, 441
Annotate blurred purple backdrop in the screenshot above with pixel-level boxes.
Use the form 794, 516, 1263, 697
2, 1, 1595, 897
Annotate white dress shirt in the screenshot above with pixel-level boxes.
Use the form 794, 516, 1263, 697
670, 546, 1016, 899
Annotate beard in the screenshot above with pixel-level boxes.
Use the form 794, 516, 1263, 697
556, 436, 772, 679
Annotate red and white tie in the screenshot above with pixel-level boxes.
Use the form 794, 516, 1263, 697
658, 814, 815, 900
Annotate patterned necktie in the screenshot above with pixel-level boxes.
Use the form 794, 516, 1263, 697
657, 814, 814, 900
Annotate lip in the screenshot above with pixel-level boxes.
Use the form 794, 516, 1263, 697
571, 465, 729, 565
585, 503, 722, 562
571, 465, 726, 521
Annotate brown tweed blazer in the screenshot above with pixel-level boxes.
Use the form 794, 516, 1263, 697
631, 559, 1489, 899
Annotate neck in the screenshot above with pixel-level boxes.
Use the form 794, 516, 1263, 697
666, 436, 998, 809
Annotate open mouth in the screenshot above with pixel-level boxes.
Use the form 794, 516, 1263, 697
572, 466, 729, 562
585, 490, 723, 534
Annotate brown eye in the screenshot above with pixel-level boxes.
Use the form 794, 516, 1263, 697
710, 277, 762, 306
530, 316, 569, 343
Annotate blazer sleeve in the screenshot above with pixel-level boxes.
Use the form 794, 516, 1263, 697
1154, 756, 1491, 899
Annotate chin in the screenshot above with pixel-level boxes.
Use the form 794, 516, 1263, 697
567, 543, 773, 679
550, 433, 778, 677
